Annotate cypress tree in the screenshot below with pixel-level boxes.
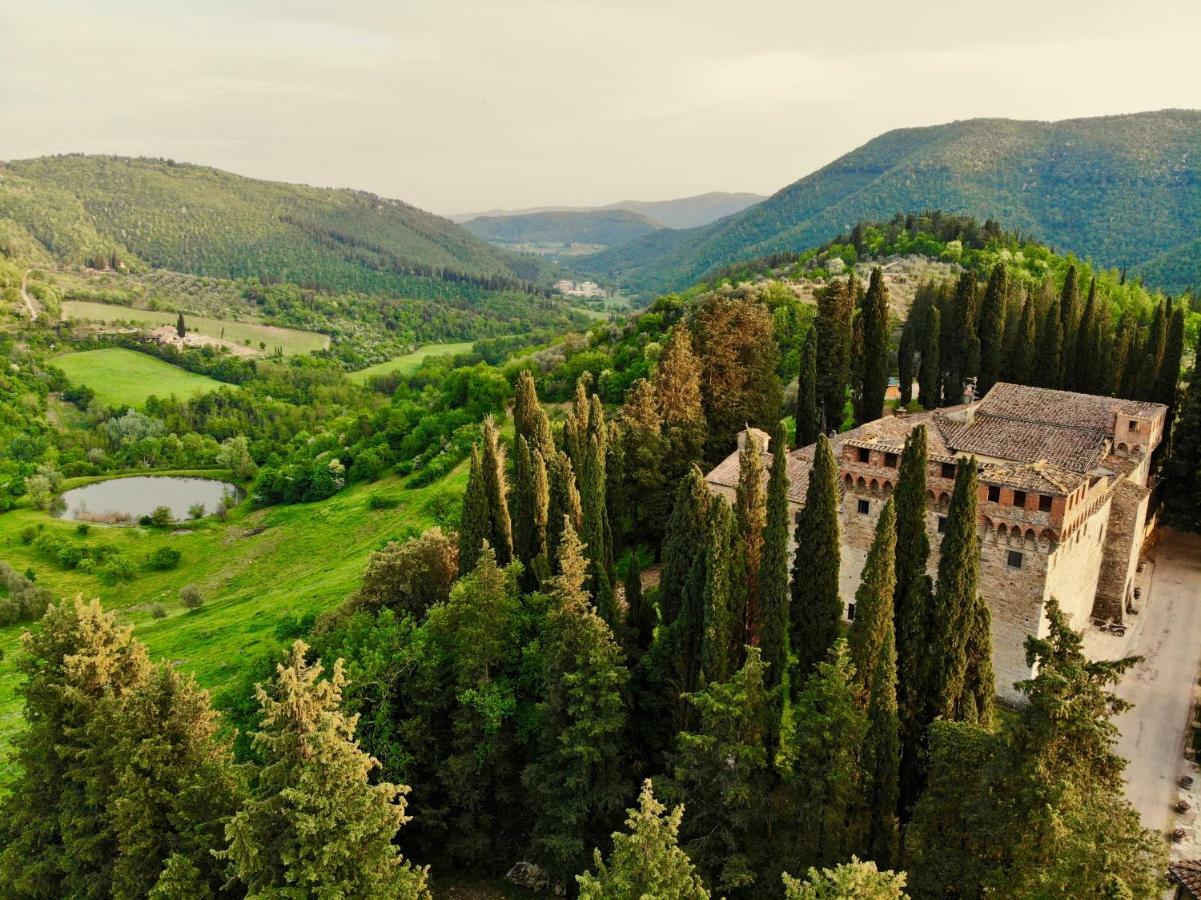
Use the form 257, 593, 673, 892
1006, 291, 1037, 386
624, 551, 655, 656
655, 324, 708, 485
927, 457, 981, 722
976, 263, 1007, 397
481, 416, 514, 565
459, 446, 489, 574
941, 272, 977, 404
1058, 265, 1080, 388
790, 434, 842, 689
1156, 305, 1185, 410
858, 268, 890, 424
660, 467, 712, 627
526, 521, 630, 889
1164, 347, 1201, 529
606, 419, 626, 563
514, 370, 555, 461
621, 378, 669, 546
513, 435, 550, 586
546, 450, 583, 571
848, 500, 896, 694
698, 496, 740, 689
1074, 278, 1099, 392
1114, 321, 1137, 399
961, 596, 995, 726
735, 430, 767, 646
896, 326, 914, 410
760, 423, 792, 717
578, 395, 615, 621
817, 277, 854, 432
918, 305, 941, 409
861, 622, 901, 870
176, 312, 186, 338
1038, 301, 1064, 389
221, 641, 430, 898
795, 328, 820, 446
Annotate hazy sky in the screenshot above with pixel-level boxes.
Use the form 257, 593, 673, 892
3, 0, 1200, 215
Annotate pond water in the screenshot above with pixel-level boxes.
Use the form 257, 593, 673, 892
52, 476, 241, 524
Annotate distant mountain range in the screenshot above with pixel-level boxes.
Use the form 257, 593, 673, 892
0, 155, 556, 297
574, 110, 1201, 295
454, 192, 765, 229
461, 209, 663, 258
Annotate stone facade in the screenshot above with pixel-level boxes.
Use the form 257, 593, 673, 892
705, 383, 1168, 704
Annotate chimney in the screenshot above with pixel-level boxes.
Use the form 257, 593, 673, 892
737, 427, 770, 453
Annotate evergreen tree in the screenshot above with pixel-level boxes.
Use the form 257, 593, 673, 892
917, 305, 941, 409
848, 500, 896, 693
1037, 300, 1064, 389
526, 521, 630, 889
795, 328, 820, 446
176, 312, 186, 338
514, 370, 555, 460
624, 551, 655, 656
480, 415, 514, 565
672, 648, 775, 895
976, 263, 1007, 396
513, 435, 550, 586
621, 378, 669, 546
760, 423, 792, 732
735, 430, 768, 646
0, 597, 150, 899
858, 268, 890, 424
1005, 291, 1037, 386
790, 434, 842, 688
655, 324, 708, 485
1058, 266, 1080, 389
1164, 346, 1201, 529
961, 595, 995, 726
817, 277, 855, 432
1074, 278, 1099, 392
1157, 304, 1186, 409
698, 496, 741, 689
660, 467, 711, 627
940, 272, 977, 404
459, 446, 490, 574
926, 457, 981, 722
573, 394, 615, 621
547, 450, 584, 572
782, 857, 908, 899
577, 780, 710, 900
221, 641, 430, 899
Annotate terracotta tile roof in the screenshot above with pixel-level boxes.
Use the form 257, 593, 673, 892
935, 410, 1110, 472
1169, 859, 1201, 896
705, 450, 814, 504
979, 460, 1088, 493
1111, 478, 1150, 506
978, 382, 1167, 429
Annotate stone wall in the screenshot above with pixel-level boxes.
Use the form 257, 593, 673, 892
1043, 497, 1111, 633
1094, 483, 1149, 622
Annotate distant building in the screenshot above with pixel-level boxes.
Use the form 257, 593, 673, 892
705, 383, 1168, 703
554, 279, 608, 299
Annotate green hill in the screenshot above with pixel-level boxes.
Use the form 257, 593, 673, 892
462, 208, 661, 252
0, 155, 556, 296
578, 109, 1201, 295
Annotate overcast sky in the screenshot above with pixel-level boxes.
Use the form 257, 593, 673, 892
3, 0, 1200, 216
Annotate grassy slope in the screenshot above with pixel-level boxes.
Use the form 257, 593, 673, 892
348, 341, 478, 383
579, 110, 1201, 294
0, 467, 465, 780
61, 300, 330, 354
54, 348, 226, 407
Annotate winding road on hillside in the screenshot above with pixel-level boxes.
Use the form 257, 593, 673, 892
19, 270, 39, 322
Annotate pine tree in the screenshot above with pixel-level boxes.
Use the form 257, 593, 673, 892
918, 305, 941, 409
760, 423, 792, 732
0, 597, 150, 898
795, 328, 820, 446
621, 378, 669, 546
817, 277, 855, 431
927, 457, 981, 722
660, 467, 712, 627
577, 780, 711, 900
698, 496, 741, 689
858, 268, 890, 424
976, 263, 1007, 396
459, 446, 490, 574
735, 431, 768, 646
655, 324, 708, 484
221, 641, 430, 898
526, 521, 630, 888
547, 450, 584, 572
481, 415, 514, 565
791, 434, 842, 688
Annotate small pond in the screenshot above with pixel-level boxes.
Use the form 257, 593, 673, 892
52, 476, 242, 524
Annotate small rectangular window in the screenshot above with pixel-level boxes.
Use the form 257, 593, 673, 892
857, 499, 870, 515
884, 452, 898, 468
1129, 419, 1138, 430
941, 463, 956, 479
987, 485, 1000, 502
937, 515, 947, 533
1038, 494, 1053, 512
847, 603, 856, 621
858, 447, 870, 463
794, 509, 804, 525
1013, 490, 1027, 508
1007, 550, 1023, 569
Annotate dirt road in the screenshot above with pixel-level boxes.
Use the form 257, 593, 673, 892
19, 270, 39, 321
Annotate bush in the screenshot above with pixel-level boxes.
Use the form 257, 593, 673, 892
19, 526, 36, 545
150, 603, 168, 619
188, 503, 206, 520
150, 506, 174, 527
74, 522, 91, 536
99, 555, 136, 584
367, 494, 401, 511
180, 583, 204, 609
147, 546, 182, 570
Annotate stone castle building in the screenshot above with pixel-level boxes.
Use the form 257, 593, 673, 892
705, 382, 1167, 702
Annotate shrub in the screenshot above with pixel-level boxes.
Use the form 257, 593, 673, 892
99, 555, 136, 584
180, 583, 204, 609
188, 503, 206, 520
74, 522, 91, 536
150, 603, 168, 619
150, 506, 174, 527
367, 494, 401, 511
147, 546, 182, 570
19, 526, 36, 545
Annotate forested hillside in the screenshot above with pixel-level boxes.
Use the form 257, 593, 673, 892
462, 208, 662, 251
580, 109, 1201, 296
0, 155, 556, 296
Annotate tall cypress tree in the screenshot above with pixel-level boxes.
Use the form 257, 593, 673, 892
514, 370, 555, 461
481, 416, 514, 565
459, 446, 490, 575
1058, 265, 1080, 389
976, 263, 1007, 397
795, 328, 820, 446
624, 551, 655, 656
735, 431, 768, 646
760, 423, 792, 737
1074, 278, 1099, 393
918, 305, 941, 409
848, 500, 896, 694
790, 434, 842, 689
1156, 304, 1185, 410
1164, 345, 1201, 529
817, 277, 854, 432
1005, 291, 1037, 386
698, 496, 740, 689
546, 450, 583, 572
621, 378, 669, 547
896, 326, 914, 410
940, 272, 977, 404
858, 268, 890, 424
961, 596, 995, 726
1038, 300, 1064, 390
660, 467, 712, 627
655, 325, 708, 485
513, 435, 550, 586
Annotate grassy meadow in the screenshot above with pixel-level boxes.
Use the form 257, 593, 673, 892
348, 340, 477, 383
61, 300, 330, 355
0, 465, 467, 780
55, 348, 227, 407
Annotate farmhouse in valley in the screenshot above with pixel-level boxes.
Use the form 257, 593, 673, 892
705, 382, 1168, 702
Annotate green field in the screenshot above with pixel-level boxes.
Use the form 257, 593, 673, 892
54, 348, 227, 407
0, 466, 466, 780
348, 340, 477, 382
61, 300, 330, 355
